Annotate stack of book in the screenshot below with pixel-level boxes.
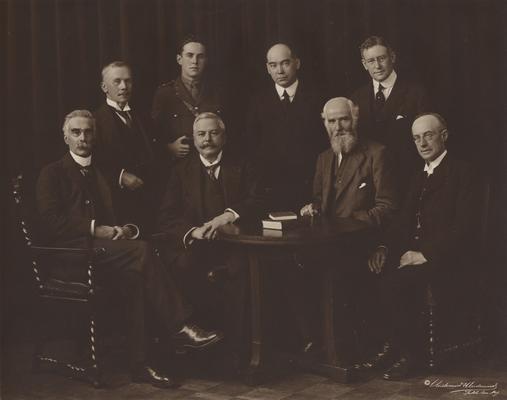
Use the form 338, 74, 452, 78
262, 211, 298, 230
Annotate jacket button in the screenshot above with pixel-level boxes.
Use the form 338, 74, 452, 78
173, 113, 178, 117
85, 200, 91, 205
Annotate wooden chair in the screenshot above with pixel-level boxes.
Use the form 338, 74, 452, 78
425, 182, 490, 370
11, 173, 106, 387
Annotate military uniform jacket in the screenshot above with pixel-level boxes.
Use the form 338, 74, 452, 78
151, 77, 224, 148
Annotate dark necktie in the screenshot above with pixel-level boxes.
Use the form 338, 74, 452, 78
205, 164, 219, 182
115, 109, 132, 128
282, 90, 291, 106
80, 165, 91, 177
375, 84, 386, 108
190, 82, 200, 102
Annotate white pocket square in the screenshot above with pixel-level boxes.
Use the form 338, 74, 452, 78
396, 115, 405, 120
359, 182, 367, 189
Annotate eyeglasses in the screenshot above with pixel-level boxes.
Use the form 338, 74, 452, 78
412, 132, 440, 143
363, 55, 389, 66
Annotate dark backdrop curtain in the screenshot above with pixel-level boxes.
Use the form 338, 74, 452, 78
2, 0, 506, 348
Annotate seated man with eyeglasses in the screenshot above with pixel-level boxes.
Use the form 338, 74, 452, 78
364, 113, 482, 380
351, 35, 432, 194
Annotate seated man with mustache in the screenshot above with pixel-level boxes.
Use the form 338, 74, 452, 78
299, 97, 399, 366
157, 112, 263, 370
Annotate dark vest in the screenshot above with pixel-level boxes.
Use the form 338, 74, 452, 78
200, 164, 226, 220
111, 108, 150, 170
409, 172, 433, 250
328, 154, 350, 217
79, 164, 108, 224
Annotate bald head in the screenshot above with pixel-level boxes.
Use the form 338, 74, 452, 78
266, 43, 300, 88
321, 97, 359, 155
411, 113, 449, 163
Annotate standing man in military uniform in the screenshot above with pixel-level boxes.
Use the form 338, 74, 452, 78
152, 36, 224, 163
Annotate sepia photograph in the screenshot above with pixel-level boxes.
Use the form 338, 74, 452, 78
2, 0, 506, 398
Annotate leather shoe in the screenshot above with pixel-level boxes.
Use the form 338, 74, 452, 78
173, 324, 223, 350
383, 357, 412, 381
131, 365, 179, 389
360, 342, 396, 371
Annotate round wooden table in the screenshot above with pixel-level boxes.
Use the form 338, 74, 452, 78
218, 216, 371, 383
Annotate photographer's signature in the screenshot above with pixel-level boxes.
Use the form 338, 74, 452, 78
424, 379, 500, 397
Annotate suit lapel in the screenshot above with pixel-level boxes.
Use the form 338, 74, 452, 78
220, 152, 241, 205
187, 155, 204, 221
425, 156, 449, 195
382, 78, 407, 118
321, 149, 334, 212
94, 167, 116, 222
175, 77, 197, 107
334, 146, 366, 201
62, 153, 90, 193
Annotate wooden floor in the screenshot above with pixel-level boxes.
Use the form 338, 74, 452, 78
2, 332, 507, 400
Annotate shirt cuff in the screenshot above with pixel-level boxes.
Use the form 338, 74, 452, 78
119, 169, 126, 188
225, 208, 240, 221
183, 227, 197, 248
90, 219, 96, 236
123, 223, 140, 240
378, 245, 388, 256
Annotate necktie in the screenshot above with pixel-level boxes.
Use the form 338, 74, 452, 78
375, 84, 386, 108
80, 165, 91, 177
115, 110, 132, 128
282, 90, 291, 106
190, 82, 200, 102
205, 164, 219, 182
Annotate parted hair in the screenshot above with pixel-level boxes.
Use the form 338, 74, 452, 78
359, 36, 395, 57
193, 112, 225, 133
62, 109, 95, 133
101, 61, 131, 81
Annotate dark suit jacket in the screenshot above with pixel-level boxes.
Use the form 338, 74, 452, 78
157, 150, 262, 252
93, 102, 157, 187
151, 77, 224, 149
312, 140, 398, 228
384, 154, 480, 269
245, 81, 328, 211
351, 75, 431, 188
36, 152, 116, 244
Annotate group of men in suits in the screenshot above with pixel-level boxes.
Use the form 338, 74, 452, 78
35, 34, 481, 387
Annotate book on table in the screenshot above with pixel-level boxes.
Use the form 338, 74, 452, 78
261, 218, 299, 230
268, 211, 297, 221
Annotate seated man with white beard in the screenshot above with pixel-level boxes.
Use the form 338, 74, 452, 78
301, 97, 398, 227
299, 97, 398, 365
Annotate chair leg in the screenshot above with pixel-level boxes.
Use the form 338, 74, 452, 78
427, 304, 437, 370
88, 314, 103, 388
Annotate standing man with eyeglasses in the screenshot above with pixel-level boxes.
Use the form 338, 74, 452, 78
351, 36, 431, 193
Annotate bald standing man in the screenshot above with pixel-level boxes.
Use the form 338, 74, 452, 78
246, 42, 328, 212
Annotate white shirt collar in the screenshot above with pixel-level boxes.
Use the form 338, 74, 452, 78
424, 150, 447, 176
373, 70, 397, 91
106, 97, 131, 112
199, 150, 223, 167
275, 79, 299, 102
69, 151, 92, 167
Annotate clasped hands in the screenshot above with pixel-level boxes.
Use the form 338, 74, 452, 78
95, 224, 136, 240
191, 212, 236, 241
368, 248, 428, 274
